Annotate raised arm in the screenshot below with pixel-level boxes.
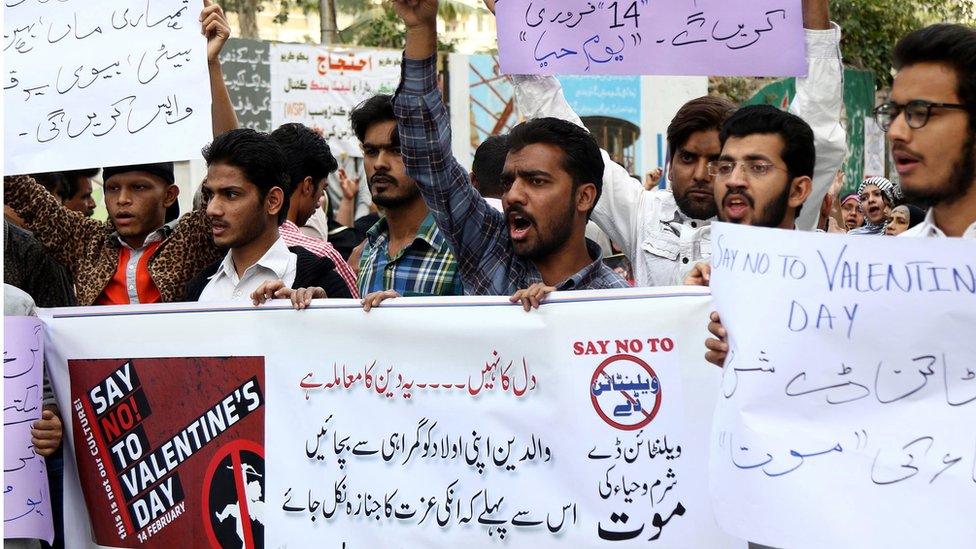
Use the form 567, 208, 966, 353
202, 0, 239, 136
791, 0, 847, 231
391, 0, 509, 282
3, 175, 107, 276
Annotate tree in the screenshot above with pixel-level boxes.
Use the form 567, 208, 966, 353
217, 0, 262, 38
832, 0, 975, 87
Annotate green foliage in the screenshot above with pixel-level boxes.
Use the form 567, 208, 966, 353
832, 0, 976, 88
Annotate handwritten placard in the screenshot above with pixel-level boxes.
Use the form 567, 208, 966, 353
4, 317, 54, 544
496, 0, 806, 76
220, 37, 272, 132
708, 223, 976, 548
4, 0, 213, 175
270, 43, 402, 157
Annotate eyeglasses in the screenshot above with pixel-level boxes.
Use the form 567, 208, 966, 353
706, 160, 785, 179
873, 100, 973, 132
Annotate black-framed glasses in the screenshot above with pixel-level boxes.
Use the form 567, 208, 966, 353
873, 100, 973, 132
706, 160, 785, 179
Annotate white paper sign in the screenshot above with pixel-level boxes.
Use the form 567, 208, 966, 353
40, 290, 741, 548
708, 223, 976, 549
270, 43, 402, 157
4, 0, 213, 175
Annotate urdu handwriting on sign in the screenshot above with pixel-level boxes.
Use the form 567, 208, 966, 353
4, 490, 47, 523
779, 353, 976, 408
870, 435, 966, 485
587, 432, 682, 463
298, 352, 537, 400
282, 479, 577, 538
523, 1, 788, 71
4, 3, 191, 55
723, 431, 844, 478
596, 500, 685, 542
23, 93, 194, 144
721, 349, 776, 399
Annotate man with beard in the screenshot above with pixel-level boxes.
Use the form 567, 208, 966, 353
390, 0, 627, 306
497, 0, 844, 286
848, 176, 896, 235
350, 94, 463, 299
185, 129, 352, 302
877, 24, 976, 239
685, 105, 815, 370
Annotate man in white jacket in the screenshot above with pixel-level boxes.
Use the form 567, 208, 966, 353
506, 0, 847, 286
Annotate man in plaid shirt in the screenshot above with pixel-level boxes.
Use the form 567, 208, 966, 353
389, 0, 626, 310
271, 123, 360, 297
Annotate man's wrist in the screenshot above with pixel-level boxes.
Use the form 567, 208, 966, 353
404, 25, 437, 59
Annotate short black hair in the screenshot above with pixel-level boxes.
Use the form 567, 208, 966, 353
270, 123, 339, 194
350, 94, 395, 144
30, 172, 68, 198
472, 134, 510, 199
62, 168, 99, 199
507, 117, 605, 214
202, 128, 291, 224
667, 96, 736, 162
720, 105, 815, 181
893, 24, 976, 129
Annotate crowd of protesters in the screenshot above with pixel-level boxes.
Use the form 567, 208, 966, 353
4, 0, 975, 546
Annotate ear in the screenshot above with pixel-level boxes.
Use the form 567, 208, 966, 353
300, 176, 315, 197
788, 176, 813, 209
266, 187, 285, 217
163, 184, 180, 208
575, 182, 598, 216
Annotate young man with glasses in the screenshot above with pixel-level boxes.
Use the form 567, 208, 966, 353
873, 24, 976, 239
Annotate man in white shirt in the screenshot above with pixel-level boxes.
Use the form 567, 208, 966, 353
185, 129, 353, 302
506, 0, 846, 285
877, 24, 976, 239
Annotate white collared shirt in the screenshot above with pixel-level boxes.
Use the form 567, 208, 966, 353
901, 208, 976, 239
112, 220, 176, 304
510, 24, 847, 286
198, 237, 298, 302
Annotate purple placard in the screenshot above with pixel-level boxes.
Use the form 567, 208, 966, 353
497, 0, 807, 76
4, 316, 54, 544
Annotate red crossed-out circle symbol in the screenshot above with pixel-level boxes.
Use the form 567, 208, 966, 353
590, 354, 662, 431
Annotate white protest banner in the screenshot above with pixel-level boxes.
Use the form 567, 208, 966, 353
4, 317, 54, 544
708, 223, 976, 549
41, 289, 741, 547
496, 0, 806, 76
270, 44, 401, 157
4, 0, 213, 175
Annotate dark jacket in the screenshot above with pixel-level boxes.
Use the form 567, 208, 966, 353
184, 246, 354, 301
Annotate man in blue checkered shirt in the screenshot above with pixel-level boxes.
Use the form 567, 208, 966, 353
388, 0, 627, 310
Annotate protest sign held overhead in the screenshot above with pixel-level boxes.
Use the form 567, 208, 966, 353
270, 44, 402, 157
496, 0, 806, 76
708, 223, 976, 549
4, 0, 213, 175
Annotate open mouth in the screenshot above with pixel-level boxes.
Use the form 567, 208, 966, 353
508, 212, 533, 241
722, 194, 750, 220
892, 150, 921, 175
211, 222, 229, 237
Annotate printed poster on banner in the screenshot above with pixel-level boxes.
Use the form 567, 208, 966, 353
495, 0, 807, 76
270, 43, 402, 157
41, 291, 740, 548
68, 356, 264, 547
4, 0, 213, 175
